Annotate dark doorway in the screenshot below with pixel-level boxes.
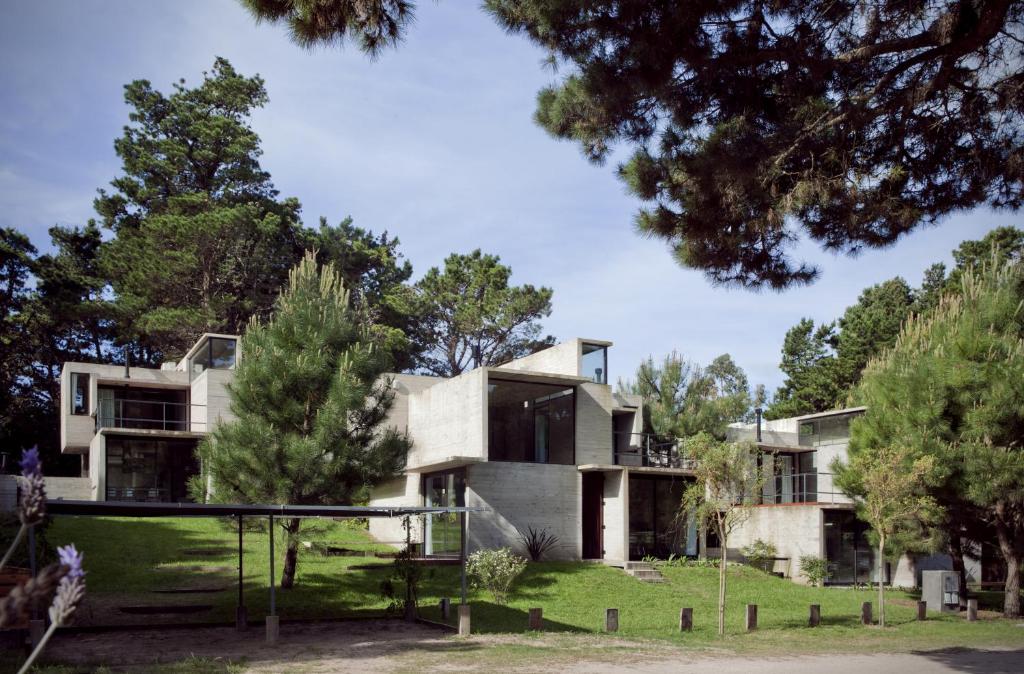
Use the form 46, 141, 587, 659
582, 472, 604, 559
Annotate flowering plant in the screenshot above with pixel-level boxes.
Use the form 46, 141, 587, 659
466, 547, 527, 605
0, 447, 87, 674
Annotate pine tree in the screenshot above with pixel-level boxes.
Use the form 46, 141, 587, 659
413, 250, 554, 377
619, 351, 752, 440
196, 252, 411, 589
842, 252, 1024, 617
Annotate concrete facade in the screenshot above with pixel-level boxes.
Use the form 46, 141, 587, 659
367, 337, 656, 564
58, 333, 239, 501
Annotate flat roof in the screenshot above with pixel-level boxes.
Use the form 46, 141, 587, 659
486, 368, 590, 386
46, 500, 484, 518
793, 406, 867, 422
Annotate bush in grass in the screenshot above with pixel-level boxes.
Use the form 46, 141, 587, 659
467, 548, 527, 604
800, 555, 829, 587
742, 539, 777, 573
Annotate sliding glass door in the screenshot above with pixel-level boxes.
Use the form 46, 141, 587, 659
424, 470, 466, 556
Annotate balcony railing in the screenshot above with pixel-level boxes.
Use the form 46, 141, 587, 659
755, 471, 847, 505
94, 399, 207, 432
613, 432, 696, 470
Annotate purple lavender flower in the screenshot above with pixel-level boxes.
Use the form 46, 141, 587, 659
18, 446, 46, 526
58, 545, 84, 580
19, 446, 41, 479
49, 545, 85, 626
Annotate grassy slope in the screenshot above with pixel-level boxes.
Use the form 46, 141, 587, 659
49, 516, 1024, 654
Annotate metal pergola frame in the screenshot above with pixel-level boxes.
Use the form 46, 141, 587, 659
46, 500, 481, 631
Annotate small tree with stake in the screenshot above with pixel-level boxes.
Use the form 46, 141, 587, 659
680, 433, 763, 636
836, 444, 937, 627
196, 252, 411, 588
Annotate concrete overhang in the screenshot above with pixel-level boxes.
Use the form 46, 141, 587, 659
99, 428, 206, 440
792, 406, 867, 421
405, 456, 484, 473
485, 368, 590, 387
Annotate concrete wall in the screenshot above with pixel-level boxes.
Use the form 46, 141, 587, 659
729, 505, 824, 581
189, 368, 235, 433
602, 470, 628, 561
465, 462, 581, 560
406, 369, 487, 468
575, 383, 614, 465
382, 374, 442, 434
367, 473, 423, 547
496, 340, 582, 377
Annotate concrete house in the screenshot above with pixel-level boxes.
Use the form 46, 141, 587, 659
367, 338, 704, 563
726, 408, 978, 587
59, 334, 239, 502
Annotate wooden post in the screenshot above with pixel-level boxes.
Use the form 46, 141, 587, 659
236, 514, 246, 631
917, 601, 927, 621
808, 604, 820, 627
528, 607, 543, 630
967, 598, 978, 622
745, 604, 758, 631
439, 597, 450, 620
861, 601, 872, 625
458, 604, 471, 636
605, 608, 619, 632
679, 607, 693, 632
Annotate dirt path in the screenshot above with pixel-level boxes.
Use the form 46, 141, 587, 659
42, 620, 1024, 674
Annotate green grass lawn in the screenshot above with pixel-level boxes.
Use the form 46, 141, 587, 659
47, 515, 1024, 654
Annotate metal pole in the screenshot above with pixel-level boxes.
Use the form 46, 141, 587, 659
269, 514, 276, 616
460, 511, 468, 605
238, 515, 244, 610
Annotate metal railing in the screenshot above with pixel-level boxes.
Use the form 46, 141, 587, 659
612, 432, 697, 470
756, 471, 847, 505
94, 398, 206, 432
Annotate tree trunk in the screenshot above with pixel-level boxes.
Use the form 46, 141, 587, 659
280, 517, 301, 589
718, 528, 727, 637
994, 511, 1022, 618
946, 532, 969, 610
877, 533, 885, 628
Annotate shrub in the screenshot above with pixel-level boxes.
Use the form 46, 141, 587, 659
517, 525, 559, 561
742, 539, 777, 573
467, 547, 528, 604
800, 554, 829, 587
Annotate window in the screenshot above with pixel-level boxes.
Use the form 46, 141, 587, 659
71, 373, 89, 415
581, 343, 608, 384
488, 379, 575, 464
423, 470, 466, 556
192, 337, 237, 372
105, 437, 198, 502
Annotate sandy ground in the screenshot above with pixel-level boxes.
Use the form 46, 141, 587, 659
41, 620, 1024, 674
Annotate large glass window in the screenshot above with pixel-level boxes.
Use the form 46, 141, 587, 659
488, 379, 574, 464
97, 387, 188, 431
105, 437, 198, 502
192, 337, 237, 372
424, 470, 466, 556
824, 510, 886, 585
581, 343, 608, 384
71, 373, 89, 415
628, 476, 691, 560
760, 451, 817, 503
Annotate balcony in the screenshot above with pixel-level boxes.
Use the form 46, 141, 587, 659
95, 398, 206, 433
755, 472, 846, 505
613, 432, 696, 470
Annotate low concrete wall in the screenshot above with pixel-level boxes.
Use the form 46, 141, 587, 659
0, 475, 91, 511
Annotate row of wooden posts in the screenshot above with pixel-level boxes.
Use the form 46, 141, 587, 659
440, 597, 981, 635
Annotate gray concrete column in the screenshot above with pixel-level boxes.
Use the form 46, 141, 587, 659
808, 604, 820, 627
265, 615, 279, 645
861, 602, 872, 625
605, 608, 619, 632
458, 604, 471, 636
745, 604, 758, 631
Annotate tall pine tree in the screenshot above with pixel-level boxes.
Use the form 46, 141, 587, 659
196, 252, 410, 588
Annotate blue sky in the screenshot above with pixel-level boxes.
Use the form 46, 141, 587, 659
0, 1, 1011, 393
